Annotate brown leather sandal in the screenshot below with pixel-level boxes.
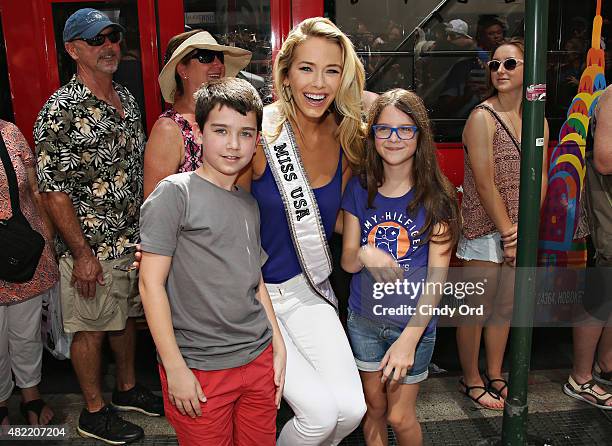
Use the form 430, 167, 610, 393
563, 375, 612, 410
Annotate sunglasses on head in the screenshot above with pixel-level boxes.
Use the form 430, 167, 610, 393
191, 49, 224, 64
487, 57, 523, 72
79, 30, 123, 47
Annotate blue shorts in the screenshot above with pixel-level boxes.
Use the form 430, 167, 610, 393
347, 308, 436, 384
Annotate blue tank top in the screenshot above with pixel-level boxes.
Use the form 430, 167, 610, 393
252, 151, 343, 284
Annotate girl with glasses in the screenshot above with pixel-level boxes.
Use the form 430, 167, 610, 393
456, 37, 549, 409
143, 30, 251, 198
341, 89, 459, 446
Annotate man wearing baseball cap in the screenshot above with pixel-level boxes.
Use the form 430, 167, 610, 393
35, 8, 162, 444
62, 8, 125, 43
445, 19, 475, 48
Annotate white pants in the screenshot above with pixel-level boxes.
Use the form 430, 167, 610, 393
0, 294, 44, 401
267, 274, 366, 446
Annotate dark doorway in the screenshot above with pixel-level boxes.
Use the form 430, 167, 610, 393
0, 16, 14, 122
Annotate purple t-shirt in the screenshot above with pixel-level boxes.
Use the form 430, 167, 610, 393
342, 176, 435, 332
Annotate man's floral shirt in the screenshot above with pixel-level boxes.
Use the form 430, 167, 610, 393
35, 75, 144, 260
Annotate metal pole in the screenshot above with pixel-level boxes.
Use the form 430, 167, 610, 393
501, 0, 549, 444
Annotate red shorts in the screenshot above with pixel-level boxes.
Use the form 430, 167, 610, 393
159, 343, 276, 446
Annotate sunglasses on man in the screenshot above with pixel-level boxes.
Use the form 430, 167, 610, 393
487, 57, 523, 72
79, 30, 123, 47
191, 49, 225, 64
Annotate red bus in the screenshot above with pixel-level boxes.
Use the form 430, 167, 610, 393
0, 0, 608, 188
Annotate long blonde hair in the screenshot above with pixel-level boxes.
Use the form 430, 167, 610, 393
271, 17, 366, 167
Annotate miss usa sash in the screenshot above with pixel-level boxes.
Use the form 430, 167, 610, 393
261, 106, 337, 308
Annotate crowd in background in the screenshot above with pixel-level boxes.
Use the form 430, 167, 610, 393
0, 7, 610, 446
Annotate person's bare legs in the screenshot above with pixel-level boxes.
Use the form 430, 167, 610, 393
108, 318, 136, 391
596, 326, 612, 372
360, 371, 388, 446
484, 263, 515, 399
570, 324, 612, 406
21, 386, 54, 424
482, 325, 510, 398
386, 382, 421, 446
71, 331, 106, 412
456, 325, 485, 382
572, 325, 603, 382
456, 260, 503, 409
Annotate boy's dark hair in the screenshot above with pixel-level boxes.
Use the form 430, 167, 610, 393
195, 78, 263, 132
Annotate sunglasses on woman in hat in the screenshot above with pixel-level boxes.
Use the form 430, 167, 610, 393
142, 30, 252, 200
158, 30, 251, 104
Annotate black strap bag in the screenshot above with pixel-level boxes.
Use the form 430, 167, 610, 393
0, 133, 45, 283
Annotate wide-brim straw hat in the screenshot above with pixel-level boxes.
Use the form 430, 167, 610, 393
158, 31, 252, 103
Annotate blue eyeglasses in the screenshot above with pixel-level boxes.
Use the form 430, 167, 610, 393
372, 125, 419, 140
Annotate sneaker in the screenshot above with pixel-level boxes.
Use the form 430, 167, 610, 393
77, 405, 144, 445
112, 383, 164, 417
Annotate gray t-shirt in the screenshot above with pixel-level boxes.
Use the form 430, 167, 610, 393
140, 172, 271, 371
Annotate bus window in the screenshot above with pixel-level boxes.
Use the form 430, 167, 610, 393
0, 16, 14, 122
545, 1, 610, 139
328, 0, 611, 143
51, 1, 146, 125
326, 0, 525, 142
183, 0, 272, 103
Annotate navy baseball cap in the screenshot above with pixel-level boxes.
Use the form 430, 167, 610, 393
63, 8, 125, 43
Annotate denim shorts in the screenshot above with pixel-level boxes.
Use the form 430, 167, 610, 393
456, 232, 504, 264
347, 308, 436, 384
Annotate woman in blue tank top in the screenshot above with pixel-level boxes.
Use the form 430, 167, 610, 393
237, 17, 368, 446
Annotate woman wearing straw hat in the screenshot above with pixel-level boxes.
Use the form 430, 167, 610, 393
143, 30, 251, 198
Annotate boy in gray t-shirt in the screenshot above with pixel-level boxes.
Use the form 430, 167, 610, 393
139, 78, 286, 445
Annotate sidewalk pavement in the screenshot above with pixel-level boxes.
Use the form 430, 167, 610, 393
4, 369, 611, 445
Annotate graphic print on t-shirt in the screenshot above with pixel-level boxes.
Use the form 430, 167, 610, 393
363, 211, 422, 267
342, 177, 434, 329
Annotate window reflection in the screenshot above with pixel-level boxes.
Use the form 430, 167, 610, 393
0, 17, 14, 122
326, 0, 530, 141
545, 1, 609, 138
183, 0, 272, 103
328, 0, 611, 142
